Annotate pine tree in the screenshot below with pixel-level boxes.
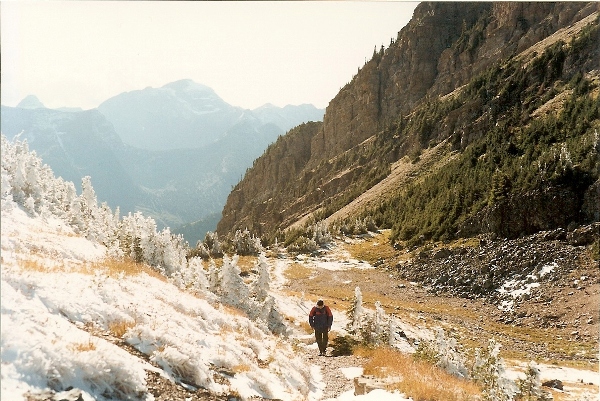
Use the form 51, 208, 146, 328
473, 340, 517, 401
346, 286, 365, 336
220, 255, 250, 308
516, 361, 551, 401
252, 253, 270, 302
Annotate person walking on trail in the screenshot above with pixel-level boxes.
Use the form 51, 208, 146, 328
309, 299, 333, 356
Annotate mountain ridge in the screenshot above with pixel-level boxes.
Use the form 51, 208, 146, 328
2, 80, 325, 244
217, 2, 600, 245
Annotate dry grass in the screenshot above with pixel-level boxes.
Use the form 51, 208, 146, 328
343, 231, 397, 264
232, 364, 251, 373
283, 262, 314, 281
220, 304, 248, 318
236, 255, 259, 274
15, 253, 167, 282
69, 337, 97, 352
18, 256, 53, 272
356, 347, 481, 401
299, 321, 314, 334
109, 319, 136, 338
90, 258, 167, 281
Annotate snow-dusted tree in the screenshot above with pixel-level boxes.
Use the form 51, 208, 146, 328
388, 315, 397, 347
220, 255, 250, 308
233, 229, 263, 256
472, 339, 517, 401
372, 301, 389, 345
346, 286, 365, 335
516, 361, 551, 401
287, 235, 318, 254
311, 220, 332, 246
207, 260, 221, 294
171, 257, 209, 295
154, 227, 187, 276
260, 295, 287, 335
252, 253, 270, 302
204, 231, 223, 258
439, 330, 468, 378
116, 211, 186, 275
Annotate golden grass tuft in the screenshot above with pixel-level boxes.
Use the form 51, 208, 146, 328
108, 319, 136, 338
356, 346, 480, 401
69, 337, 97, 352
232, 364, 251, 373
18, 257, 50, 272
299, 320, 314, 334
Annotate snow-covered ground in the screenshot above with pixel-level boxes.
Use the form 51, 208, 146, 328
1, 198, 415, 401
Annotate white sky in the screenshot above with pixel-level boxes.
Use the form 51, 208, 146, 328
1, 1, 418, 110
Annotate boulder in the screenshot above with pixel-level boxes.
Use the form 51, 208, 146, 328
354, 375, 390, 395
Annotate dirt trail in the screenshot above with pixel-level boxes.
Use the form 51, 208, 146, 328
305, 349, 367, 400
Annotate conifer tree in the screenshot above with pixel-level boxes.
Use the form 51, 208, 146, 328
220, 255, 250, 308
252, 253, 270, 302
346, 286, 365, 335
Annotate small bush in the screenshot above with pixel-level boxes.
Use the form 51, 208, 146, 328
331, 335, 359, 356
287, 236, 318, 254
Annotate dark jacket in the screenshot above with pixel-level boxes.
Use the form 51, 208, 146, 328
309, 305, 333, 330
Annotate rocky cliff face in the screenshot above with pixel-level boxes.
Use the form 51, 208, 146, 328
218, 2, 599, 238
314, 2, 597, 163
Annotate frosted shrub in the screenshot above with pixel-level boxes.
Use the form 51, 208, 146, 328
172, 257, 209, 295
472, 339, 516, 401
338, 217, 377, 236
372, 301, 389, 346
190, 241, 210, 260
208, 260, 221, 294
191, 232, 223, 260
220, 255, 250, 309
346, 287, 388, 346
204, 231, 223, 257
287, 235, 318, 254
232, 229, 263, 256
414, 328, 469, 379
310, 220, 332, 246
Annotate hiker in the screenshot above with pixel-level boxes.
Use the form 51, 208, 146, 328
309, 299, 333, 356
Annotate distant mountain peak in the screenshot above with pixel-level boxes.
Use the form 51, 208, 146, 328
16, 95, 45, 109
162, 79, 215, 94
254, 103, 278, 111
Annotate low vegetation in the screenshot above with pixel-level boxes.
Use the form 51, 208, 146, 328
357, 346, 481, 401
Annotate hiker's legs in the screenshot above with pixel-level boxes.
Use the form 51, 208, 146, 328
315, 329, 328, 354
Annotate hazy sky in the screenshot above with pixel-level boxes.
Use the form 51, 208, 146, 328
1, 1, 418, 110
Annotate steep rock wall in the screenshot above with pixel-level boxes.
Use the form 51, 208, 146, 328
218, 2, 599, 237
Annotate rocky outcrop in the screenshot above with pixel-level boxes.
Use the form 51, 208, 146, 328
393, 223, 599, 300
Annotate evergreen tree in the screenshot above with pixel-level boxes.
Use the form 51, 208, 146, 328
220, 255, 250, 308
252, 253, 270, 302
346, 286, 365, 336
